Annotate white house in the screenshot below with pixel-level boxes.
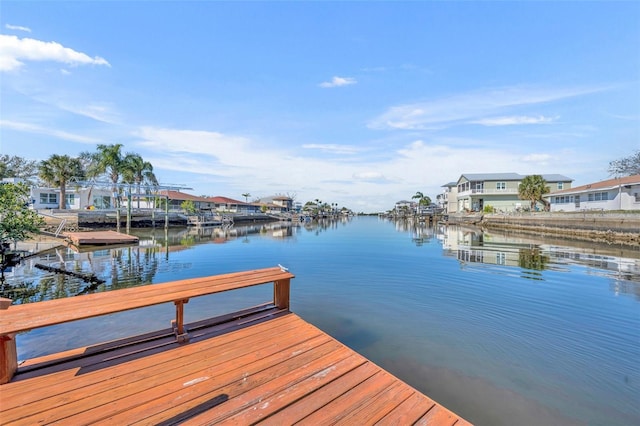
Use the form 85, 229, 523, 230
30, 186, 114, 210
394, 200, 416, 215
546, 174, 640, 212
1, 178, 113, 210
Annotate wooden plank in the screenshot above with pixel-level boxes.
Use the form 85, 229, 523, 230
333, 381, 414, 425
376, 391, 437, 425
292, 370, 398, 425
0, 267, 294, 334
255, 361, 380, 425
214, 354, 367, 425
106, 340, 346, 425
273, 278, 290, 310
2, 316, 323, 424
65, 230, 139, 246
3, 268, 291, 328
415, 404, 461, 426
169, 344, 355, 426
2, 314, 302, 403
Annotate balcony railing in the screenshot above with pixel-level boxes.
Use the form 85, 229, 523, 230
458, 188, 519, 196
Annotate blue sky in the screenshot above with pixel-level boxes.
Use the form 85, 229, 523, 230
1, 1, 638, 212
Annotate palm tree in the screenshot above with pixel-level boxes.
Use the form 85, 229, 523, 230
242, 193, 251, 203
89, 144, 126, 210
38, 155, 84, 209
518, 175, 550, 211
412, 191, 432, 210
122, 153, 158, 208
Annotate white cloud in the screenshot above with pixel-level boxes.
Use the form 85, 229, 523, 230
302, 144, 360, 155
368, 86, 605, 130
472, 115, 557, 126
56, 101, 120, 124
352, 171, 387, 182
319, 76, 357, 88
0, 119, 101, 144
5, 24, 32, 33
520, 153, 553, 164
0, 34, 110, 71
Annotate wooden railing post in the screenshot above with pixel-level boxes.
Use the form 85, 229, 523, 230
0, 298, 17, 384
274, 278, 290, 310
172, 299, 190, 343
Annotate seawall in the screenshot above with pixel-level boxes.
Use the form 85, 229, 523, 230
445, 212, 640, 246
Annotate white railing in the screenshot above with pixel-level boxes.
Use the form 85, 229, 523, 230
458, 188, 519, 196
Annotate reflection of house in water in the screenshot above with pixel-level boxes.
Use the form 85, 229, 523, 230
438, 226, 640, 286
440, 226, 526, 268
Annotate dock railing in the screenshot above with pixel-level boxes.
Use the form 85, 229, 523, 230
0, 265, 294, 384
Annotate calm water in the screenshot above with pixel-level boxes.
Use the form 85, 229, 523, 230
3, 217, 639, 426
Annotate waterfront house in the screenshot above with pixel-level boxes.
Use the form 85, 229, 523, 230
454, 173, 573, 212
157, 190, 215, 211
394, 200, 416, 215
206, 196, 260, 214
437, 182, 458, 214
257, 195, 294, 213
546, 174, 640, 212
2, 178, 114, 210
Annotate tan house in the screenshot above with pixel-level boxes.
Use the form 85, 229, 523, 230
437, 182, 458, 214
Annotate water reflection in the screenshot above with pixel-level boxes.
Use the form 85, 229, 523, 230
437, 224, 640, 296
0, 219, 352, 303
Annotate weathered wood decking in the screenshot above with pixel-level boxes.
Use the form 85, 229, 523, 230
0, 267, 471, 425
64, 230, 139, 246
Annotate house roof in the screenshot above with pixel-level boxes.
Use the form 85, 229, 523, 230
540, 174, 574, 182
157, 190, 205, 202
206, 196, 246, 204
459, 173, 522, 182
441, 182, 457, 187
457, 173, 572, 184
550, 174, 640, 195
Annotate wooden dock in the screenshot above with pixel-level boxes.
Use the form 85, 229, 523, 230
64, 230, 139, 246
0, 267, 471, 425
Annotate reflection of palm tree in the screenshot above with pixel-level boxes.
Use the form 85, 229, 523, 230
518, 248, 549, 271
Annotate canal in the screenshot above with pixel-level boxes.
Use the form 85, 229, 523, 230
2, 216, 639, 426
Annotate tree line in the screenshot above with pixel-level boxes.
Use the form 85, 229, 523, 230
1, 144, 157, 210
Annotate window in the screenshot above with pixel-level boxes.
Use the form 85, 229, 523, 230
557, 182, 564, 190
594, 192, 601, 201
601, 192, 608, 201
496, 182, 506, 190
65, 194, 75, 205
92, 195, 111, 209
635, 193, 640, 202
588, 193, 594, 201
39, 193, 58, 204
